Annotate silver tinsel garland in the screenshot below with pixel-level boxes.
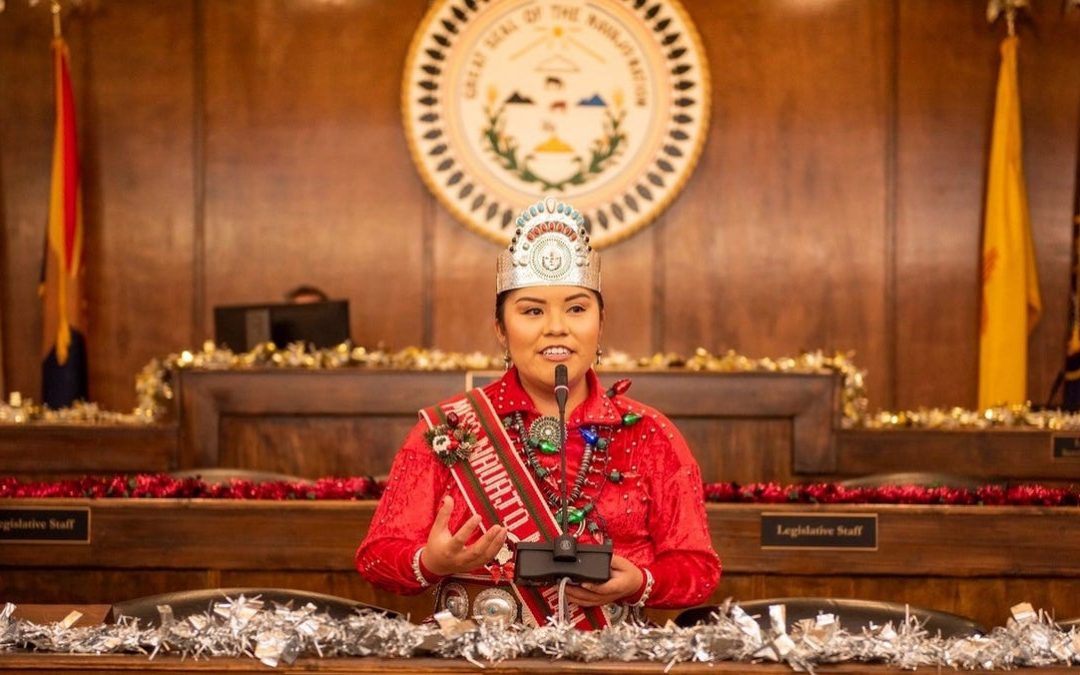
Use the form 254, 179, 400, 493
2, 598, 1078, 670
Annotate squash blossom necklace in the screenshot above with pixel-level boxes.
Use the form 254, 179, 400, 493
503, 379, 642, 543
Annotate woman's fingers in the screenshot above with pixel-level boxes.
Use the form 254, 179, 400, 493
451, 514, 483, 544
564, 586, 607, 606
461, 525, 505, 566
580, 579, 616, 595
431, 495, 454, 534
477, 525, 507, 560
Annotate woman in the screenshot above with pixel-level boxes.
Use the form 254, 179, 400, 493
356, 197, 720, 629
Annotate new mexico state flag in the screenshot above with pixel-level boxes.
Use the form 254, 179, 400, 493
978, 36, 1041, 409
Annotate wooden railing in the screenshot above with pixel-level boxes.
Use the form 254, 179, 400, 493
2, 499, 1077, 630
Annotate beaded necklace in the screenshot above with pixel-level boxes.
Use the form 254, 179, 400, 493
500, 379, 642, 542
503, 411, 611, 540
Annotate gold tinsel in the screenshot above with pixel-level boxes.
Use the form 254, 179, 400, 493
4, 341, 1079, 431
0, 396, 148, 426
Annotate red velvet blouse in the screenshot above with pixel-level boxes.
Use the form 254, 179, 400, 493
355, 367, 720, 609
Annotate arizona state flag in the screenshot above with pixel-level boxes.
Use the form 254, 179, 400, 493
978, 36, 1042, 410
40, 36, 88, 408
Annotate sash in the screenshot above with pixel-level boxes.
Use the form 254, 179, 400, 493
420, 388, 609, 630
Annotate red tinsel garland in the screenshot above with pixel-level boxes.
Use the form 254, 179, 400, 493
1, 475, 1078, 506
0, 474, 380, 500
703, 482, 1080, 507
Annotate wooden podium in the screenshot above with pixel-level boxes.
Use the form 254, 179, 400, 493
172, 368, 841, 484
3, 368, 1080, 484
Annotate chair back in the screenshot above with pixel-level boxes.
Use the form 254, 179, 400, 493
109, 587, 397, 626
676, 597, 985, 638
169, 468, 309, 484
837, 472, 991, 490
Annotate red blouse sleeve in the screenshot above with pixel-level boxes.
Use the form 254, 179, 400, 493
355, 420, 448, 595
639, 421, 721, 608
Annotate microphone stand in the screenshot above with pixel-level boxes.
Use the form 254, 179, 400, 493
515, 365, 613, 586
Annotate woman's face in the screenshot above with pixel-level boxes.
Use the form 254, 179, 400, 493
496, 285, 602, 401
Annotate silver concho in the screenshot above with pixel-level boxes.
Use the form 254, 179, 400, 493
603, 603, 628, 625
528, 415, 566, 447
436, 582, 469, 620
472, 587, 518, 626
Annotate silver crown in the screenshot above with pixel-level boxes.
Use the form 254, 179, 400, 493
496, 197, 600, 294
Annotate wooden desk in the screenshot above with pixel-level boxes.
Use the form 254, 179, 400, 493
1, 500, 1077, 629
0, 654, 1077, 674
833, 428, 1080, 483
175, 368, 840, 483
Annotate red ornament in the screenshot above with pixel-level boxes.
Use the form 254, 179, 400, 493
606, 379, 632, 398
446, 412, 460, 428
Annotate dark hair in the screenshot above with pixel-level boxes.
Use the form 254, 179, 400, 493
495, 289, 605, 328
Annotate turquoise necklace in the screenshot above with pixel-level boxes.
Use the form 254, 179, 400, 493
504, 411, 619, 539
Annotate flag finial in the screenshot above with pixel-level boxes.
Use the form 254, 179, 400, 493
50, 0, 61, 37
987, 0, 1030, 36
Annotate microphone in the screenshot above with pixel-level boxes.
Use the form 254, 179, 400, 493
554, 364, 569, 409
513, 363, 612, 586
553, 365, 572, 557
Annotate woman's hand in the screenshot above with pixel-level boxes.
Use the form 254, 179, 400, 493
563, 555, 644, 607
420, 495, 507, 577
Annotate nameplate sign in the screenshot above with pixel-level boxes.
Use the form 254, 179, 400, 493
0, 507, 91, 544
1052, 435, 1080, 459
761, 513, 877, 551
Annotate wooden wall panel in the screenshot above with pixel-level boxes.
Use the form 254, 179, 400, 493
201, 0, 430, 350
80, 0, 197, 409
430, 210, 503, 352
662, 1, 892, 407
1, 0, 1078, 416
593, 227, 657, 357
894, 2, 1006, 410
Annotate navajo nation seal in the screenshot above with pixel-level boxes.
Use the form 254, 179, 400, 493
403, 0, 710, 249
